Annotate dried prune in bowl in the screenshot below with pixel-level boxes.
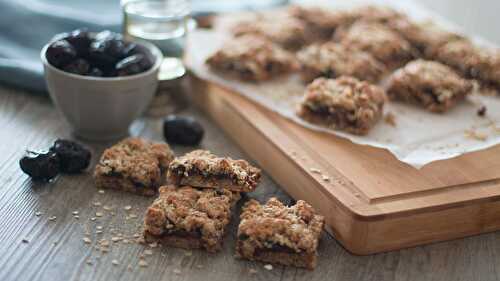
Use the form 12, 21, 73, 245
19, 151, 60, 181
115, 54, 153, 76
62, 59, 90, 75
49, 139, 91, 173
53, 29, 92, 56
163, 115, 205, 146
46, 40, 77, 68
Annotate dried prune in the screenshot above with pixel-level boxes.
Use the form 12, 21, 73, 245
163, 115, 204, 146
19, 151, 60, 181
53, 29, 92, 56
62, 59, 90, 75
49, 139, 91, 173
115, 54, 153, 76
88, 67, 104, 77
46, 40, 77, 68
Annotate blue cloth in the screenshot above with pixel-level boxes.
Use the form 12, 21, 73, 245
0, 0, 122, 94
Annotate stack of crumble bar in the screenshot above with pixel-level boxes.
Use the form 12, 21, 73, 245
94, 139, 325, 269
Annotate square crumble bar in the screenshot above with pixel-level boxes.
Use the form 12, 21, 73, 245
297, 76, 386, 135
231, 12, 309, 51
206, 34, 298, 81
386, 60, 473, 113
297, 42, 386, 83
93, 138, 174, 196
143, 185, 240, 253
236, 198, 325, 270
334, 21, 415, 69
167, 150, 261, 192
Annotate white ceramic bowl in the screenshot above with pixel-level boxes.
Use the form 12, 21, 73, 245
41, 39, 163, 141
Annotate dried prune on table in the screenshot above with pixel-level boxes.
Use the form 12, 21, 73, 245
115, 54, 153, 76
46, 40, 77, 68
49, 139, 91, 173
163, 115, 205, 146
19, 151, 60, 181
62, 58, 90, 75
88, 67, 104, 77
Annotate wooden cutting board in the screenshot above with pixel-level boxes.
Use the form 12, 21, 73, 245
188, 74, 500, 255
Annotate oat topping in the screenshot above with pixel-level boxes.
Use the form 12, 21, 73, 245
232, 13, 308, 50
287, 5, 356, 40
350, 5, 407, 24
143, 185, 238, 252
237, 198, 324, 255
386, 60, 473, 112
298, 76, 387, 135
167, 150, 261, 192
94, 138, 174, 195
297, 42, 385, 83
335, 21, 415, 68
206, 34, 297, 81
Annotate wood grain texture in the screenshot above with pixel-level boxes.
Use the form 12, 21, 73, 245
2, 86, 500, 281
188, 75, 500, 254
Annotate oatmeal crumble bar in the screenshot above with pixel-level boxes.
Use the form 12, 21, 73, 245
231, 13, 308, 50
167, 150, 261, 192
297, 76, 387, 135
388, 19, 464, 58
297, 42, 385, 83
334, 21, 415, 68
386, 60, 473, 113
287, 5, 356, 41
206, 34, 297, 81
434, 40, 500, 89
143, 185, 240, 252
94, 138, 174, 196
236, 198, 324, 270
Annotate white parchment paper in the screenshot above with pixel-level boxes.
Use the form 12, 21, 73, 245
185, 0, 500, 168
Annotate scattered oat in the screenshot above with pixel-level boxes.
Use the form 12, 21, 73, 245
249, 268, 258, 274
196, 264, 204, 269
74, 215, 80, 219
96, 226, 103, 230
95, 212, 103, 217
149, 242, 158, 248
309, 168, 321, 174
100, 240, 110, 247
22, 239, 29, 243
264, 264, 273, 270
98, 190, 105, 194
477, 106, 487, 117
124, 205, 132, 211
144, 249, 153, 256
83, 237, 92, 244
35, 211, 42, 216
128, 214, 138, 219
96, 230, 103, 234
464, 129, 488, 141
384, 112, 397, 127
112, 259, 120, 266
138, 260, 148, 267
103, 205, 113, 211
72, 211, 79, 215
322, 175, 330, 182
48, 216, 57, 221
93, 201, 102, 207
173, 269, 182, 275
111, 236, 122, 242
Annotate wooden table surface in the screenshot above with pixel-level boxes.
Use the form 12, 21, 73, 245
2, 86, 500, 281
